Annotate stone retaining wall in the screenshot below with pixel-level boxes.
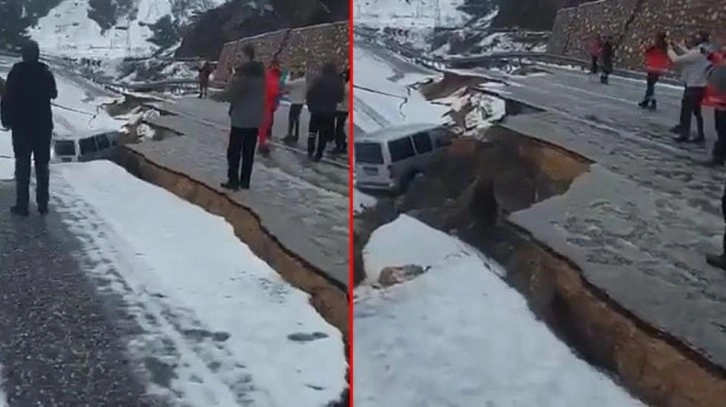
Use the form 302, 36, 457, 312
548, 0, 726, 71
214, 22, 348, 83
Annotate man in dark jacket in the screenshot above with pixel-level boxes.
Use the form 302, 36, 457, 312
0, 41, 57, 216
600, 36, 614, 84
210, 44, 265, 190
306, 62, 345, 162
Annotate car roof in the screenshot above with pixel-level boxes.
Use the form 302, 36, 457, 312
356, 122, 443, 143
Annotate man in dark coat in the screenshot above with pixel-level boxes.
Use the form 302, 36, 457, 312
306, 62, 345, 162
600, 36, 614, 84
0, 41, 58, 216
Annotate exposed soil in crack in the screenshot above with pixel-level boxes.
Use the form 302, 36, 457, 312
112, 147, 350, 406
354, 127, 726, 406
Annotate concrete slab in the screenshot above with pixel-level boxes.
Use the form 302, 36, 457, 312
126, 99, 349, 287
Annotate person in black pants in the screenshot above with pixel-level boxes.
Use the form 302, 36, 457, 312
306, 62, 345, 162
0, 41, 57, 216
600, 36, 614, 85
283, 70, 306, 144
210, 44, 265, 190
333, 70, 349, 154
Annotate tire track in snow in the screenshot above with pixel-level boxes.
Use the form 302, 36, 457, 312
51, 173, 260, 406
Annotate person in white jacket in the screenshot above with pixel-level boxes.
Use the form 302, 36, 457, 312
668, 31, 714, 143
333, 70, 349, 154
283, 70, 307, 144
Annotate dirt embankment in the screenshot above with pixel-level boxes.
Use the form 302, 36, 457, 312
354, 128, 726, 407
113, 148, 349, 406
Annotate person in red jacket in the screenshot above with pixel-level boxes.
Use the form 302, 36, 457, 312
257, 61, 281, 154
588, 35, 602, 74
639, 32, 669, 110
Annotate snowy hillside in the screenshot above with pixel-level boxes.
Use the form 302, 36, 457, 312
355, 0, 471, 29
355, 0, 548, 56
26, 0, 228, 58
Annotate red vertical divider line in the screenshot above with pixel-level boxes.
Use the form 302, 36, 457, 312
347, 0, 355, 404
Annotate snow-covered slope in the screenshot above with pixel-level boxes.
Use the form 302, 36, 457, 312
355, 0, 471, 29
27, 0, 227, 58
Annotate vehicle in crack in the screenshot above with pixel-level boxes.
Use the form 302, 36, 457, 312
52, 130, 120, 163
354, 123, 451, 193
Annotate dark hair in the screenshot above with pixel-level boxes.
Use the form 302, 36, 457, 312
242, 44, 255, 60
698, 31, 711, 44
21, 40, 40, 62
322, 61, 337, 74
655, 32, 668, 51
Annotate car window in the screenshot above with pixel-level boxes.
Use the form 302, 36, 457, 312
412, 131, 433, 154
96, 134, 111, 150
54, 140, 76, 156
388, 137, 416, 162
79, 137, 98, 155
355, 142, 384, 164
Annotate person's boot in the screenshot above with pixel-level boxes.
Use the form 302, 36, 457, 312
220, 181, 239, 191
10, 206, 29, 217
691, 133, 706, 144
638, 100, 649, 109
669, 124, 682, 135
648, 99, 657, 110
706, 253, 726, 270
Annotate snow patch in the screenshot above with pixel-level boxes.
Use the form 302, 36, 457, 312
52, 160, 347, 406
354, 189, 378, 214
0, 363, 7, 407
0, 128, 13, 181
354, 214, 646, 406
355, 0, 471, 29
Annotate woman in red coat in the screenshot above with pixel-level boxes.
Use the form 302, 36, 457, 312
257, 62, 281, 153
639, 32, 670, 110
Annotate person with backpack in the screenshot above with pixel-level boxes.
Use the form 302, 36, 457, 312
210, 44, 265, 190
0, 41, 58, 216
306, 62, 344, 162
667, 31, 713, 143
639, 32, 670, 110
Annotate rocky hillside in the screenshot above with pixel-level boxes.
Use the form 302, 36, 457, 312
548, 0, 726, 71
490, 0, 588, 31
175, 0, 348, 59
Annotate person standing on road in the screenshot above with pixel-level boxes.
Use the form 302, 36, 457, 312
667, 31, 713, 143
705, 62, 726, 269
639, 32, 670, 110
333, 69, 349, 155
703, 49, 726, 166
588, 35, 602, 75
0, 41, 58, 216
600, 36, 614, 84
210, 44, 265, 190
283, 70, 307, 144
198, 61, 214, 99
306, 62, 345, 162
257, 60, 282, 154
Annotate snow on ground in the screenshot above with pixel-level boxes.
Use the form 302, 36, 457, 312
0, 363, 6, 407
354, 189, 378, 214
0, 129, 13, 181
354, 214, 645, 407
51, 75, 124, 138
354, 46, 448, 133
29, 0, 226, 59
354, 45, 506, 136
51, 160, 346, 406
355, 0, 470, 29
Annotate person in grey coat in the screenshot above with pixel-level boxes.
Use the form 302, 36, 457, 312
668, 31, 713, 143
211, 44, 265, 190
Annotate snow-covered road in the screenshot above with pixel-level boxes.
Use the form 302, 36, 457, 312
0, 56, 346, 405
355, 215, 644, 406
353, 44, 647, 405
